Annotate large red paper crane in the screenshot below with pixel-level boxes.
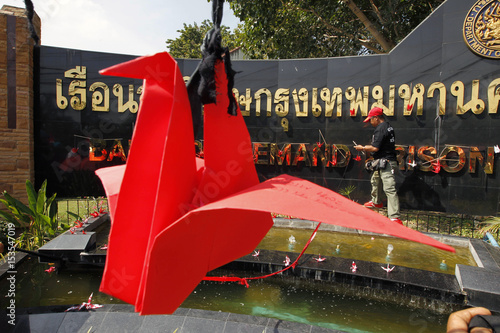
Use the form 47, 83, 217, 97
96, 54, 454, 315
95, 0, 454, 316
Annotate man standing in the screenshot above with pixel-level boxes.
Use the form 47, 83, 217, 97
354, 107, 402, 225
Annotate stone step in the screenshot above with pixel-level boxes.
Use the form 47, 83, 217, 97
456, 239, 500, 312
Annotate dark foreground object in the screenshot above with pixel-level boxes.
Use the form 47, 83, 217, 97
0, 304, 344, 333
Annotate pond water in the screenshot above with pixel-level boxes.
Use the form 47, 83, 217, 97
184, 276, 453, 333
259, 227, 475, 274
0, 226, 473, 332
0, 256, 461, 333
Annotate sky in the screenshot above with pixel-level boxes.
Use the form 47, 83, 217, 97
1, 0, 241, 56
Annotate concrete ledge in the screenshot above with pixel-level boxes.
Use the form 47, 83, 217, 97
0, 252, 28, 280
456, 239, 500, 312
38, 232, 96, 264
37, 214, 109, 265
469, 239, 500, 270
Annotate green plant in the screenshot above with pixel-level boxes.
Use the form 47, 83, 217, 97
0, 220, 9, 259
480, 217, 500, 239
0, 180, 60, 250
339, 185, 356, 200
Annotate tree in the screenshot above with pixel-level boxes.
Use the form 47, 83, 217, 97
166, 19, 243, 58
227, 0, 444, 59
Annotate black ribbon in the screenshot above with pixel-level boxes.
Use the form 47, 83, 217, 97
24, 0, 39, 44
187, 0, 238, 136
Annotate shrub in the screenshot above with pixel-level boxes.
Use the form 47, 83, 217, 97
0, 180, 64, 250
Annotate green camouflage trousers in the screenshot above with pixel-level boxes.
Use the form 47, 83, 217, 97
370, 160, 400, 219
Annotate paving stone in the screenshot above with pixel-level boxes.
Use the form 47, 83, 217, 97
98, 312, 144, 333
27, 312, 66, 332
140, 314, 186, 332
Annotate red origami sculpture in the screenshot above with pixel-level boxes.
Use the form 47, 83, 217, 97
95, 1, 454, 316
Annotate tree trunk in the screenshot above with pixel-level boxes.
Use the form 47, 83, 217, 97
343, 0, 395, 52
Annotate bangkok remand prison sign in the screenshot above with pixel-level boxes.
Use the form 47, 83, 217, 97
35, 0, 500, 216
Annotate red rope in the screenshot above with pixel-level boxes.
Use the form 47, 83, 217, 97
203, 222, 322, 287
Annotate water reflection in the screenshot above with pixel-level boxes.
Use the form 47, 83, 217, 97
183, 278, 452, 333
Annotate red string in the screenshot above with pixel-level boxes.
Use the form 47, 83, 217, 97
203, 222, 322, 287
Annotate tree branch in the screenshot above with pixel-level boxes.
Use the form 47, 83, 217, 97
369, 0, 385, 25
342, 0, 395, 52
296, 1, 382, 53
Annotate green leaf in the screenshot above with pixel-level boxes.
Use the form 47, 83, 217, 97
1, 192, 16, 206
59, 222, 72, 231
0, 210, 19, 226
0, 198, 18, 215
36, 182, 47, 215
2, 192, 33, 216
39, 214, 50, 225
47, 194, 58, 219
25, 179, 38, 213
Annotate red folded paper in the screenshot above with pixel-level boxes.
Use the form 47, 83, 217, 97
96, 52, 454, 315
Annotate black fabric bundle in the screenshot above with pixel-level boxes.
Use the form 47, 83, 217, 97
24, 0, 39, 44
187, 0, 238, 136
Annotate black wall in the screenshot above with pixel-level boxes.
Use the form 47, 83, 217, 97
35, 0, 500, 215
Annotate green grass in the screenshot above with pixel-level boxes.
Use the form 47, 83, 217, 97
56, 197, 109, 224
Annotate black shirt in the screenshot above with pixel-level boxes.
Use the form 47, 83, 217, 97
371, 121, 397, 161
